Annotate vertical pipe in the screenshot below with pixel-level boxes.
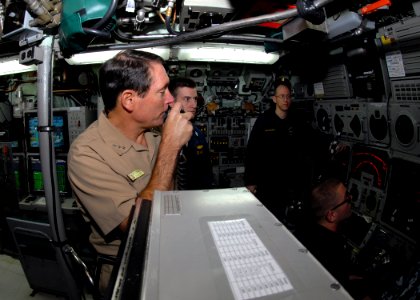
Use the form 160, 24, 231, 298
0, 2, 4, 35
37, 36, 82, 300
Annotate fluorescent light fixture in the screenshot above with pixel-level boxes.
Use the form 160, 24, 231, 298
0, 56, 37, 76
173, 42, 280, 64
65, 43, 279, 65
65, 47, 171, 65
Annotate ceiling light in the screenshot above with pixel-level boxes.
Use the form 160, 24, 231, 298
173, 42, 280, 64
65, 43, 279, 65
0, 56, 37, 76
65, 47, 171, 65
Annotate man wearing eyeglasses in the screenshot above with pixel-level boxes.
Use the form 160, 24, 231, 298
244, 77, 313, 227
296, 178, 373, 300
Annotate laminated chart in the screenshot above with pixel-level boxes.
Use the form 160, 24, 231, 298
208, 219, 293, 300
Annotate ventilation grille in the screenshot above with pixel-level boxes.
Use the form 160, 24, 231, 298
402, 51, 420, 75
163, 194, 181, 215
321, 65, 352, 99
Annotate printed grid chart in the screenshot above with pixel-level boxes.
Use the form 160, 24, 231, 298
209, 219, 293, 300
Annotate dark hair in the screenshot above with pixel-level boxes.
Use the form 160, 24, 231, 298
273, 77, 292, 92
310, 178, 342, 220
99, 50, 165, 113
168, 77, 196, 98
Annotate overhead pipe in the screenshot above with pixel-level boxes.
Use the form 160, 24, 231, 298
113, 29, 284, 44
87, 0, 334, 51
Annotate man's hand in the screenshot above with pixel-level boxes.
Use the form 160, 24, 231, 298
138, 102, 193, 201
161, 102, 193, 150
247, 185, 257, 194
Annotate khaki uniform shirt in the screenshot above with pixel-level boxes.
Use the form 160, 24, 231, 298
68, 112, 160, 256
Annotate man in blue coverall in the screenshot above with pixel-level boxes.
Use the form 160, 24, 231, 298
169, 77, 214, 190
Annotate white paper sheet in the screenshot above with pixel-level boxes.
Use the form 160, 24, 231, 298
209, 219, 293, 300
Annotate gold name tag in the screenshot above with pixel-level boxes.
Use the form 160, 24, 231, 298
128, 169, 144, 182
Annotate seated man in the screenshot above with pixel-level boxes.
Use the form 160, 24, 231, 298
68, 50, 193, 293
296, 178, 372, 300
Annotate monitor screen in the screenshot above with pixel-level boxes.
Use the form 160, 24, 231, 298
349, 144, 390, 190
25, 111, 69, 153
28, 156, 70, 196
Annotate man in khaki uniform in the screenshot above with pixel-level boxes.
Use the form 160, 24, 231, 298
68, 50, 193, 293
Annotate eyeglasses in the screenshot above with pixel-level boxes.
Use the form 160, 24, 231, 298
274, 94, 291, 101
330, 191, 352, 211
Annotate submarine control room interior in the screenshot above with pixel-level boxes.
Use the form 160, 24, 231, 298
0, 0, 419, 299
